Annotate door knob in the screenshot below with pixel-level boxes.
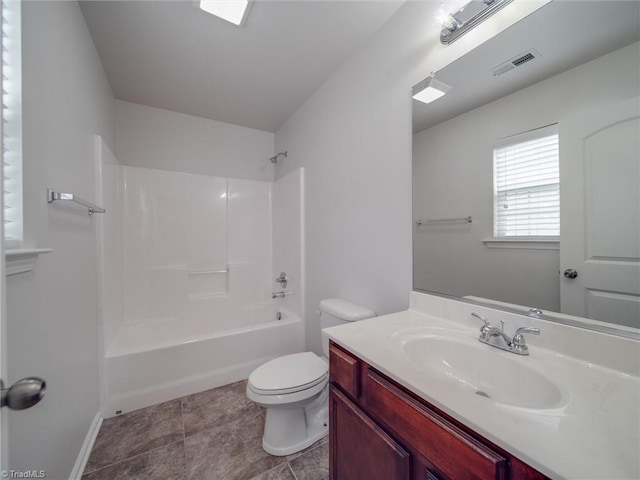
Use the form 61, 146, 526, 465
563, 268, 578, 279
1, 377, 46, 410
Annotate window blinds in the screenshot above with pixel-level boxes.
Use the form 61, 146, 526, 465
493, 124, 559, 238
1, 0, 23, 248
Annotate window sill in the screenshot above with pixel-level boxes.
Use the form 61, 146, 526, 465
5, 248, 53, 276
482, 238, 559, 250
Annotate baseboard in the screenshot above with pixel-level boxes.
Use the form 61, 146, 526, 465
69, 412, 103, 480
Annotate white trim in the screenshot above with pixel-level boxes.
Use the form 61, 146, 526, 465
69, 412, 103, 480
5, 248, 53, 276
482, 238, 559, 250
493, 123, 559, 149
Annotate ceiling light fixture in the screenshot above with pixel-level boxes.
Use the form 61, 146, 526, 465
412, 73, 452, 104
440, 0, 514, 45
199, 0, 251, 26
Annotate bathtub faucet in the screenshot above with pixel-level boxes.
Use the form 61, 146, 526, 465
272, 291, 286, 299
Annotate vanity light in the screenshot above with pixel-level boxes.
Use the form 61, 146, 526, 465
412, 73, 452, 104
440, 0, 514, 45
199, 0, 251, 26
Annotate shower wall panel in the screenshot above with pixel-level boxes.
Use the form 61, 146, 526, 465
272, 168, 304, 319
120, 166, 273, 332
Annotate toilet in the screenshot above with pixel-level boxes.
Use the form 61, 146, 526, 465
246, 298, 376, 456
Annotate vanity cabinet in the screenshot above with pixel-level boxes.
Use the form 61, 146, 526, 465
329, 342, 548, 480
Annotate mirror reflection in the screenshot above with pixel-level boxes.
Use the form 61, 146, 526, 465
412, 1, 640, 331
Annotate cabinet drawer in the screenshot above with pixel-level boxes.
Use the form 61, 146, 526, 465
329, 342, 360, 398
365, 369, 507, 480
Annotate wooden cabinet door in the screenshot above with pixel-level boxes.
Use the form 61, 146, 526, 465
330, 385, 410, 480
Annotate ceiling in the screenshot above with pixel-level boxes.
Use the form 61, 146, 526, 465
413, 1, 640, 133
79, 0, 404, 133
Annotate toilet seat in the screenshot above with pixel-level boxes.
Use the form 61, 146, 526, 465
248, 352, 328, 395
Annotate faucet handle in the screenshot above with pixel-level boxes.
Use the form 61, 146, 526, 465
511, 327, 541, 354
514, 326, 541, 338
471, 313, 492, 340
471, 312, 489, 326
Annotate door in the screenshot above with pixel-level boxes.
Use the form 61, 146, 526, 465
560, 97, 640, 327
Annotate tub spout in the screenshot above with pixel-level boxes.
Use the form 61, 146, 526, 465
272, 291, 285, 299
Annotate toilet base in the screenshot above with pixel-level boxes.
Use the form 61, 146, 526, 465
261, 386, 329, 456
263, 423, 328, 456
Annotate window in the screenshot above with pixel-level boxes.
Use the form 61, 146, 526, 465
493, 124, 559, 239
1, 0, 23, 249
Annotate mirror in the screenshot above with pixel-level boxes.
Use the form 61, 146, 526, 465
412, 1, 640, 336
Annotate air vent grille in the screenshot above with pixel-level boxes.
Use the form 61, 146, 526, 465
491, 49, 541, 77
512, 52, 535, 66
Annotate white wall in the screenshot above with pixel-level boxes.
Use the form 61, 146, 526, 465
413, 42, 640, 312
273, 1, 547, 354
6, 1, 115, 478
115, 100, 275, 181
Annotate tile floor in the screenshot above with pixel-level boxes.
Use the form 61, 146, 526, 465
83, 380, 329, 480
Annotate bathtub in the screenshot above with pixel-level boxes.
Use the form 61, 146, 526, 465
102, 304, 304, 417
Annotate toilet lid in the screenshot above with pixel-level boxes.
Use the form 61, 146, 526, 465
249, 352, 328, 394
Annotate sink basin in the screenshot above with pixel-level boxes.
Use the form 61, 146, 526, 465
402, 335, 566, 410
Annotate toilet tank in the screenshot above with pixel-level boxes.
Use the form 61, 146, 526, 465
319, 298, 376, 357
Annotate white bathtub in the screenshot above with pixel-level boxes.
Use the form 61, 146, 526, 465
102, 304, 304, 417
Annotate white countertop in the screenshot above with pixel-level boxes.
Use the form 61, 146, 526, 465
323, 293, 640, 480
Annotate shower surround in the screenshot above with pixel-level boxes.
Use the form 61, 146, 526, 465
95, 137, 304, 416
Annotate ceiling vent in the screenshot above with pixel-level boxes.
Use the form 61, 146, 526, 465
491, 49, 541, 77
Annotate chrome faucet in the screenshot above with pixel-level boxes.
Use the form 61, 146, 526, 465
471, 313, 540, 355
272, 291, 285, 299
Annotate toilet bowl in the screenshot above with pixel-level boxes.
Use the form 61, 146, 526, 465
246, 352, 329, 456
246, 299, 376, 456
